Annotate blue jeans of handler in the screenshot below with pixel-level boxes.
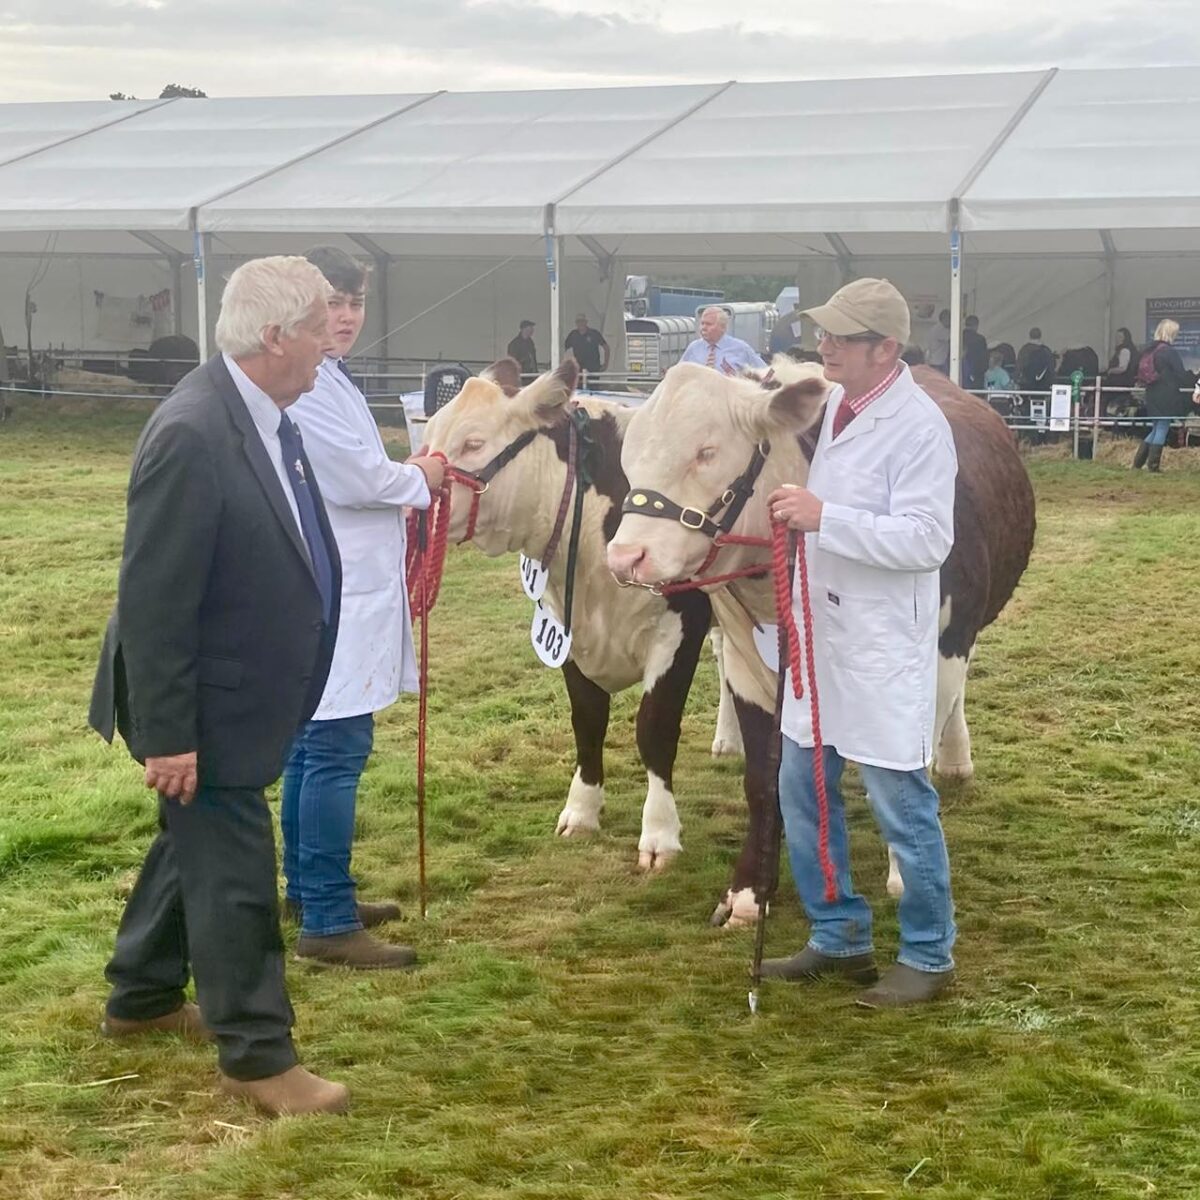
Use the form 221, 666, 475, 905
1144, 419, 1171, 447
281, 713, 374, 938
778, 737, 956, 972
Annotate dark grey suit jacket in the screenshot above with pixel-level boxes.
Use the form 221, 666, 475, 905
90, 355, 342, 789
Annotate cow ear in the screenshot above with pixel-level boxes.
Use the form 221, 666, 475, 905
480, 357, 522, 398
514, 360, 578, 423
765, 376, 827, 431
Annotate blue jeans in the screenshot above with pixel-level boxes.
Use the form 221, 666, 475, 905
1145, 419, 1171, 447
281, 713, 374, 937
778, 738, 956, 972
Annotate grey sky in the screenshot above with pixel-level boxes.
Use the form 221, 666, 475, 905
1, 0, 1197, 101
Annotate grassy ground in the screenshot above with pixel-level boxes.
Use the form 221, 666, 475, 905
2, 404, 1199, 1199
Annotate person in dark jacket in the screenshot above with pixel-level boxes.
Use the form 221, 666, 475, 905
1133, 319, 1190, 471
961, 315, 989, 391
90, 256, 352, 1118
506, 320, 539, 380
1104, 327, 1140, 415
1017, 327, 1056, 392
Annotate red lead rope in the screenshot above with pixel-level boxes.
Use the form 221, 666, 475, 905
661, 522, 837, 904
403, 452, 486, 918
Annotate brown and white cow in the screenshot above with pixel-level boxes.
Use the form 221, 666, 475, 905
607, 359, 1036, 924
423, 358, 720, 872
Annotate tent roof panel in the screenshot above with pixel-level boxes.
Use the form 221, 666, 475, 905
0, 95, 425, 232
557, 72, 1046, 235
961, 67, 1200, 230
199, 85, 719, 235
0, 100, 161, 167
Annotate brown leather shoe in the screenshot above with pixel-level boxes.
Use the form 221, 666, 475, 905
760, 946, 879, 985
282, 899, 401, 929
220, 1065, 349, 1117
295, 930, 417, 971
101, 1002, 214, 1042
856, 963, 954, 1010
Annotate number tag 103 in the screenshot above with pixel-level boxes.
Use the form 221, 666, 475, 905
519, 553, 549, 601
531, 601, 572, 668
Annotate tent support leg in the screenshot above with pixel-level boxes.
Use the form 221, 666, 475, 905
194, 233, 210, 362
550, 236, 563, 368
949, 222, 963, 386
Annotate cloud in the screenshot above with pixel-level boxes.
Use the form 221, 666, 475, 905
0, 0, 1197, 100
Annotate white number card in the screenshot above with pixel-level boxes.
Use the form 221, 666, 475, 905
519, 553, 549, 601
753, 623, 780, 672
531, 601, 572, 668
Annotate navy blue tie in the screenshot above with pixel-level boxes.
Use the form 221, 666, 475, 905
277, 413, 334, 625
335, 358, 357, 389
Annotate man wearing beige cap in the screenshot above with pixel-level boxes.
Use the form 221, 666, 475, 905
763, 278, 959, 1009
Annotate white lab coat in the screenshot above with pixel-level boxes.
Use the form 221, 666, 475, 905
289, 359, 431, 720
781, 366, 957, 770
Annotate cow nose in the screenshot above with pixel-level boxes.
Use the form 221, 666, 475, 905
607, 542, 646, 581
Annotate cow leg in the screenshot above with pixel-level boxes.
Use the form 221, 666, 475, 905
556, 661, 610, 838
933, 646, 975, 780
885, 845, 904, 898
635, 600, 710, 871
710, 628, 744, 758
711, 693, 777, 927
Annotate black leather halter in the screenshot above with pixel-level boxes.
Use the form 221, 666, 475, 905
621, 441, 771, 540
467, 429, 538, 488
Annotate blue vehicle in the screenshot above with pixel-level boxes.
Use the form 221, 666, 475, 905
624, 276, 724, 319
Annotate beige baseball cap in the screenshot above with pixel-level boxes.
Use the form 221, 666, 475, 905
801, 277, 910, 344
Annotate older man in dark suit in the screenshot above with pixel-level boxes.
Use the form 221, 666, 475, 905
90, 256, 350, 1117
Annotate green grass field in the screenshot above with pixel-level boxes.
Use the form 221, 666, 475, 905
2, 405, 1199, 1200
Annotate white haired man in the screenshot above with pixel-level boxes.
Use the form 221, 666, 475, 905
90, 256, 351, 1116
680, 306, 766, 374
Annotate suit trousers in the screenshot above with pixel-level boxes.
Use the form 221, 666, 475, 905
104, 786, 298, 1081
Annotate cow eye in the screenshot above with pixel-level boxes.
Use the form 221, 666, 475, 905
462, 438, 485, 454
697, 446, 718, 464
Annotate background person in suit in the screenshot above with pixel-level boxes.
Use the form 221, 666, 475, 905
506, 319, 539, 380
90, 256, 351, 1118
282, 246, 444, 969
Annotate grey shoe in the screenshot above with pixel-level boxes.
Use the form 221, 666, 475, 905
295, 930, 417, 971
856, 963, 954, 1010
760, 946, 879, 984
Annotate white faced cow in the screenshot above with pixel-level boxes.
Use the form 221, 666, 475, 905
423, 358, 720, 873
608, 359, 1035, 925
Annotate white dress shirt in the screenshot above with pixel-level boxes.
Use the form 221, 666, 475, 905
222, 353, 303, 536
288, 358, 432, 719
679, 334, 767, 373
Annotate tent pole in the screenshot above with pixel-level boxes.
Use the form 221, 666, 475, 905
194, 232, 210, 361
550, 236, 563, 368
171, 256, 184, 336
949, 209, 963, 386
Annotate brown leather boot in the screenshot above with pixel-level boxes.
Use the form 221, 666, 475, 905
101, 1002, 214, 1042
283, 899, 401, 928
295, 930, 417, 970
220, 1065, 349, 1116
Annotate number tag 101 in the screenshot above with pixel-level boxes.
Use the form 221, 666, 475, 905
519, 554, 549, 601
531, 601, 572, 668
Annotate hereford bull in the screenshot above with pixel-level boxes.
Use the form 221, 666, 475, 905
423, 358, 735, 874
607, 360, 1035, 925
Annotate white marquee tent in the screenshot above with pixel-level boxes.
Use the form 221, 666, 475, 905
2, 65, 1199, 377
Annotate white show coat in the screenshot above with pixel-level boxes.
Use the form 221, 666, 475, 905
781, 365, 957, 770
289, 359, 431, 720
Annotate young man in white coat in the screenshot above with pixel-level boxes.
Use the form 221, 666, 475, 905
763, 278, 959, 1009
283, 247, 444, 969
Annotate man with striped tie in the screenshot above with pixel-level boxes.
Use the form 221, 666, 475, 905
680, 306, 766, 375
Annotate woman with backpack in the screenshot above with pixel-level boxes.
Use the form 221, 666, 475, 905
1133, 320, 1189, 471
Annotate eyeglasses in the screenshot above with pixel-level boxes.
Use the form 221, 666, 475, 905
816, 328, 885, 348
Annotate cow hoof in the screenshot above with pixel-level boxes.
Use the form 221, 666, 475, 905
717, 888, 762, 928
555, 812, 600, 838
637, 848, 679, 872
934, 761, 974, 782
711, 736, 743, 758
709, 901, 733, 926
886, 875, 905, 899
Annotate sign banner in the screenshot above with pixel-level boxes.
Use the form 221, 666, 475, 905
1146, 298, 1200, 370
1050, 384, 1072, 432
